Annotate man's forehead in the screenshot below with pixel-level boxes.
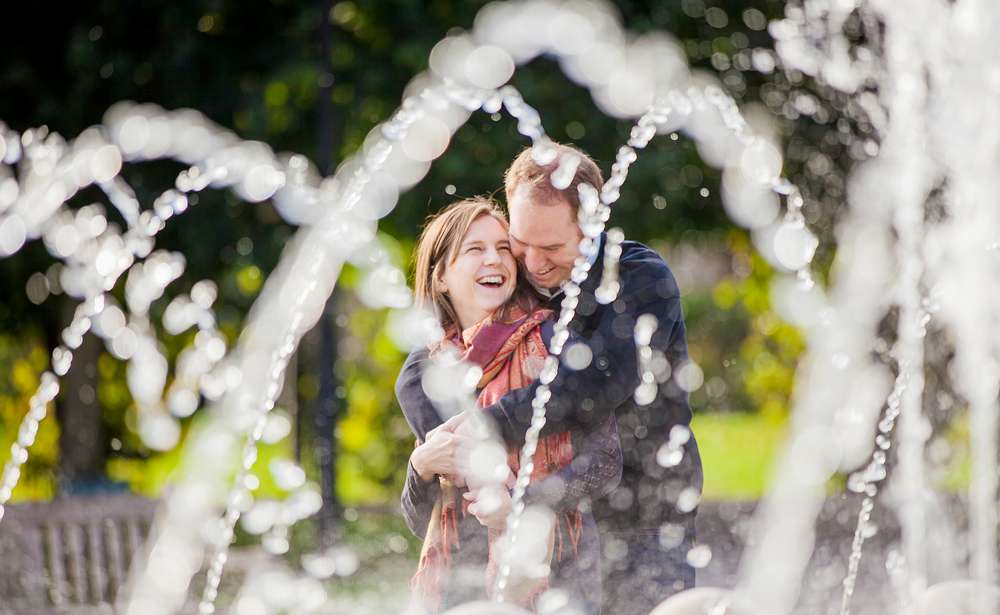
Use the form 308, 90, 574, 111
510, 189, 573, 222
509, 219, 581, 254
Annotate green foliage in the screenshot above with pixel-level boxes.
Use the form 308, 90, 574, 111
706, 230, 805, 419
324, 268, 414, 506
0, 333, 59, 501
691, 411, 785, 500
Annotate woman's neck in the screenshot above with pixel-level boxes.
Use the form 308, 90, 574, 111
454, 309, 490, 332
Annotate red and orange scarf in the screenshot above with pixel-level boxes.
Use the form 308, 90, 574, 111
410, 303, 583, 614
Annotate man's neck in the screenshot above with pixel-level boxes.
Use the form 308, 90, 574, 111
532, 281, 562, 299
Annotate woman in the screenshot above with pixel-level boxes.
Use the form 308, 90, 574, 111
399, 197, 622, 615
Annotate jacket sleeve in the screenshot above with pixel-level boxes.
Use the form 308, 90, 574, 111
395, 344, 444, 443
396, 346, 447, 539
484, 250, 688, 447
521, 410, 622, 514
400, 459, 441, 539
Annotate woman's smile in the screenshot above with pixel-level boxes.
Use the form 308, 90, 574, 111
440, 215, 516, 330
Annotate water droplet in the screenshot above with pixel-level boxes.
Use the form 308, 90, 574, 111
686, 544, 712, 568
677, 487, 700, 513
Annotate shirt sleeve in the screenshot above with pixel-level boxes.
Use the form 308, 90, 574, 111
484, 250, 689, 447
521, 410, 622, 514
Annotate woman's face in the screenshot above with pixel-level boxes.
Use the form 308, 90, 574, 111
439, 215, 517, 330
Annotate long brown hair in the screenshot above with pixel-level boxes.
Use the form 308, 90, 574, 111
413, 197, 539, 329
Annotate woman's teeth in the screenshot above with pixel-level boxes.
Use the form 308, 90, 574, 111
477, 275, 504, 287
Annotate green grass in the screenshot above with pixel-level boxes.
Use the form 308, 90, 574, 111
691, 412, 787, 501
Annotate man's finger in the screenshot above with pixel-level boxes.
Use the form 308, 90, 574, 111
453, 417, 477, 437
439, 412, 467, 433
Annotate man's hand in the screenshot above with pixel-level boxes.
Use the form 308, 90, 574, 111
411, 414, 475, 487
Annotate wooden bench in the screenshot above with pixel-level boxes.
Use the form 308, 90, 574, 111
0, 495, 158, 614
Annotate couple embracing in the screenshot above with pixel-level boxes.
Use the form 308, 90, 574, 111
396, 143, 703, 615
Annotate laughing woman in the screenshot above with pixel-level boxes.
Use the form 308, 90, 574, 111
398, 197, 621, 615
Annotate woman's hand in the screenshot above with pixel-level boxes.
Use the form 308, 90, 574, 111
465, 486, 513, 530
464, 468, 516, 529
410, 414, 474, 486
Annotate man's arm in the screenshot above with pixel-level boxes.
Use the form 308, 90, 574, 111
485, 250, 688, 446
522, 410, 622, 513
395, 344, 444, 443
401, 460, 440, 539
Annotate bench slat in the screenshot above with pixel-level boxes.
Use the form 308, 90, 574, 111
4, 496, 159, 611
86, 520, 108, 603
21, 526, 49, 608
64, 523, 88, 604
45, 523, 69, 606
104, 518, 125, 601
125, 519, 143, 561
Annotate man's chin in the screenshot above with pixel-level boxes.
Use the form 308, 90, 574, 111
530, 273, 563, 290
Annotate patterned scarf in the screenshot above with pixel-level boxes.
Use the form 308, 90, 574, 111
410, 302, 584, 614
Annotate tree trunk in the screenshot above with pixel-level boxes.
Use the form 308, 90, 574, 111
54, 298, 105, 493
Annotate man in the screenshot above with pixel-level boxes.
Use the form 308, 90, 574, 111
396, 143, 702, 615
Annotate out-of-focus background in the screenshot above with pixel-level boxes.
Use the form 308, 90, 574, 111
0, 0, 924, 610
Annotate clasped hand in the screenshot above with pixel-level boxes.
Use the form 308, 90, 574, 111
410, 412, 516, 529
410, 413, 475, 486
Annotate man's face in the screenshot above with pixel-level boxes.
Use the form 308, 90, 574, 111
507, 186, 583, 290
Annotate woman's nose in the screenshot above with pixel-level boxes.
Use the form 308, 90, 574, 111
483, 246, 502, 265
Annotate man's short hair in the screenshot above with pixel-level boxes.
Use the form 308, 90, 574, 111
504, 143, 604, 216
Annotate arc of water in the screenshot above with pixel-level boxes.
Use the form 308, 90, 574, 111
864, 4, 934, 604
926, 0, 1000, 597
195, 100, 431, 612
737, 0, 1000, 613
595, 227, 624, 305
0, 2, 836, 611
197, 258, 318, 614
633, 312, 660, 407
0, 372, 59, 520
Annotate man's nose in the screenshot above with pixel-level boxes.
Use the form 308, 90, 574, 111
523, 248, 545, 271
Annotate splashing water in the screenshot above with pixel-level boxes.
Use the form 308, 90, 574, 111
731, 0, 1000, 613
0, 0, 864, 613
